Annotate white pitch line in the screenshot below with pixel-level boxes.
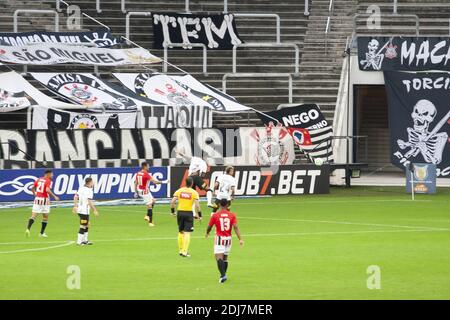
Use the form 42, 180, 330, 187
104, 207, 449, 231
0, 241, 74, 254
238, 216, 450, 231
0, 228, 448, 250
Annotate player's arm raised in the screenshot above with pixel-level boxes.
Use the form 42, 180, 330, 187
151, 177, 169, 185
47, 187, 60, 201
72, 194, 79, 214
88, 199, 99, 216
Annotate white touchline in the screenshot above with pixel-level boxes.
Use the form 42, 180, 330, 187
0, 241, 75, 254
0, 229, 448, 251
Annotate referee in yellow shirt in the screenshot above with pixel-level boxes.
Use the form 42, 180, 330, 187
170, 177, 201, 258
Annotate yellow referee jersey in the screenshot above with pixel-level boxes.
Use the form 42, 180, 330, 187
173, 187, 199, 211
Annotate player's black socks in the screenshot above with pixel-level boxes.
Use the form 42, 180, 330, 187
27, 218, 35, 230
147, 208, 153, 223
78, 227, 85, 234
217, 259, 226, 277
40, 221, 48, 234
224, 261, 228, 273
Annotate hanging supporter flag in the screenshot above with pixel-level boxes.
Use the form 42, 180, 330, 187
257, 104, 334, 162
113, 72, 250, 112
0, 71, 76, 112
358, 36, 450, 71
0, 43, 161, 65
31, 106, 137, 129
30, 73, 157, 111
0, 30, 121, 47
384, 71, 450, 178
139, 105, 212, 128
152, 12, 243, 50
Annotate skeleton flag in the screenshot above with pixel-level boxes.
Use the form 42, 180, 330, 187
256, 104, 333, 162
384, 71, 450, 177
358, 37, 450, 71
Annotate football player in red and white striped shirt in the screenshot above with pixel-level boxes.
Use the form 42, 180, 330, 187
206, 198, 244, 283
25, 170, 60, 238
134, 162, 168, 227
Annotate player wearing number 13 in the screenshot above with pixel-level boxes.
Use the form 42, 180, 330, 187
25, 170, 60, 238
206, 198, 244, 283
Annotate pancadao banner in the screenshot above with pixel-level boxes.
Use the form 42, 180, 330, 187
0, 166, 169, 202
0, 30, 122, 47
170, 165, 330, 196
358, 36, 450, 71
152, 12, 243, 50
0, 43, 161, 65
0, 71, 76, 113
384, 71, 450, 177
0, 127, 295, 169
257, 104, 334, 161
31, 106, 137, 129
113, 73, 250, 112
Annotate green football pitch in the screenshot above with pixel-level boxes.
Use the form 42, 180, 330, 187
1, 186, 449, 300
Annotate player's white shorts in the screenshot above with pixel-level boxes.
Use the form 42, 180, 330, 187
137, 189, 153, 205
214, 236, 232, 255
32, 197, 50, 214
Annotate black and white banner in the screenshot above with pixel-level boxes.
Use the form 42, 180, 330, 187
0, 43, 161, 65
358, 36, 450, 71
140, 105, 212, 128
152, 12, 243, 50
0, 71, 75, 112
257, 104, 333, 162
31, 106, 137, 129
114, 73, 250, 112
384, 71, 450, 177
31, 73, 151, 111
0, 30, 121, 47
0, 127, 295, 169
170, 165, 330, 196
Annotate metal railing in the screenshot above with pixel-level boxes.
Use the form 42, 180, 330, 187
222, 73, 293, 104
324, 0, 335, 54
353, 13, 420, 37
163, 43, 208, 74
120, 0, 310, 15
125, 11, 152, 43
232, 42, 299, 75
234, 13, 281, 43
13, 9, 60, 32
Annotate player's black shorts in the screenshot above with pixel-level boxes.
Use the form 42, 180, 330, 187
78, 214, 89, 225
177, 210, 194, 232
190, 175, 206, 190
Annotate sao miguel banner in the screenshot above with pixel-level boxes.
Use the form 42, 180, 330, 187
384, 71, 450, 177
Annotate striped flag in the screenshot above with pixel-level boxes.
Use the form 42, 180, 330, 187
257, 104, 333, 162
